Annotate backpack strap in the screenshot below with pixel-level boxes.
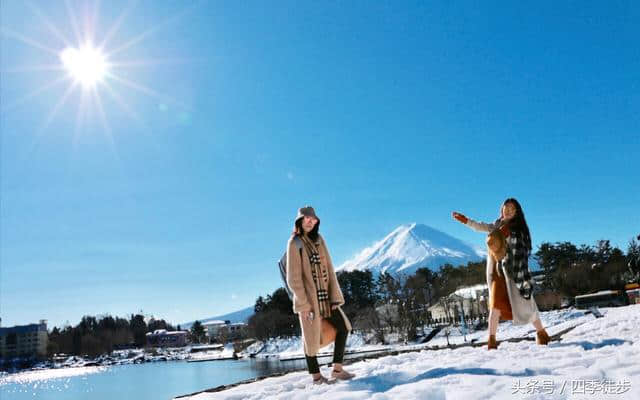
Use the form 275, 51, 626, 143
279, 236, 304, 301
293, 236, 303, 252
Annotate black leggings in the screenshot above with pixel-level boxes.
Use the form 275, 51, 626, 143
305, 310, 349, 374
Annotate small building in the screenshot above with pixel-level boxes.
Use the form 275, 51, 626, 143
202, 320, 247, 342
202, 320, 227, 339
429, 285, 489, 323
626, 283, 640, 304
0, 320, 49, 359
145, 329, 188, 347
220, 323, 247, 340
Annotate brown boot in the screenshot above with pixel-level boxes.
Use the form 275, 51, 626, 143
312, 375, 335, 385
487, 335, 498, 350
331, 368, 355, 381
536, 329, 550, 345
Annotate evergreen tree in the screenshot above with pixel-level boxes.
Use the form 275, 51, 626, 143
129, 314, 147, 347
190, 320, 206, 343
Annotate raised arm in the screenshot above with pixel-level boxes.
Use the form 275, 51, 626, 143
452, 211, 497, 233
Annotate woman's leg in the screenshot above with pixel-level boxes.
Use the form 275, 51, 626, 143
487, 307, 501, 349
326, 310, 349, 371
489, 308, 501, 336
305, 355, 320, 377
532, 318, 544, 332
532, 318, 550, 345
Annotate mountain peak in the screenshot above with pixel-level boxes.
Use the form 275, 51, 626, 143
338, 223, 483, 275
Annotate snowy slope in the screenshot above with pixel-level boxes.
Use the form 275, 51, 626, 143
182, 304, 640, 399
338, 223, 484, 276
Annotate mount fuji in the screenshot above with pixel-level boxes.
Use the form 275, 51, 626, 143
338, 223, 485, 276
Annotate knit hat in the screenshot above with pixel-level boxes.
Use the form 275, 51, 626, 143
295, 206, 320, 224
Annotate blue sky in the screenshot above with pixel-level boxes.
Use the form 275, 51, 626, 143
1, 1, 638, 328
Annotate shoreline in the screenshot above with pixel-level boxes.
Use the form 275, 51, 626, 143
174, 324, 579, 399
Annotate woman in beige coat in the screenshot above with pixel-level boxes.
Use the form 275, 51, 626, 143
453, 198, 550, 349
286, 206, 354, 384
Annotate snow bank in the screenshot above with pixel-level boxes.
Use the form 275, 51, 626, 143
242, 332, 373, 360
181, 305, 640, 399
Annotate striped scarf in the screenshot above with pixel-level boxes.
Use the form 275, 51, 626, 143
300, 235, 331, 318
500, 228, 534, 299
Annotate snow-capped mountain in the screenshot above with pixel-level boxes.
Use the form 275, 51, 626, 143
338, 223, 484, 276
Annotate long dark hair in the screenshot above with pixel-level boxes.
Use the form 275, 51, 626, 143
294, 218, 320, 242
501, 198, 532, 250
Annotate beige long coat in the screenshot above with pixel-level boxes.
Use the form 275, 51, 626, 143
286, 234, 352, 357
465, 218, 540, 325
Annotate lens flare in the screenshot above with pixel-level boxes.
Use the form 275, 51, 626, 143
59, 44, 107, 88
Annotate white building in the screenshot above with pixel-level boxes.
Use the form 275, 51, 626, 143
0, 320, 49, 359
429, 284, 489, 322
202, 320, 227, 339
202, 320, 247, 341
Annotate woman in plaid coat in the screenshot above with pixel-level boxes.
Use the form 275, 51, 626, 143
453, 198, 550, 349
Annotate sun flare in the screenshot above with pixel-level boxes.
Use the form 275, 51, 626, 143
59, 44, 108, 88
2, 0, 195, 140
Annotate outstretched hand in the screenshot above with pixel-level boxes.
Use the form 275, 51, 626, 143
452, 212, 468, 224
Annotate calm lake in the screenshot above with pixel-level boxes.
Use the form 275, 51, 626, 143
0, 358, 310, 400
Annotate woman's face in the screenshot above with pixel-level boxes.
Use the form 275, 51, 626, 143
302, 215, 318, 233
502, 202, 517, 220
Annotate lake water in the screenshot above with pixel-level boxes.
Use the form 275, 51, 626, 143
0, 358, 310, 400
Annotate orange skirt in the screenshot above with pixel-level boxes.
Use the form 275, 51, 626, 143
490, 268, 513, 321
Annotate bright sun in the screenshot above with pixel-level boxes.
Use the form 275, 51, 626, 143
3, 1, 195, 137
59, 44, 108, 88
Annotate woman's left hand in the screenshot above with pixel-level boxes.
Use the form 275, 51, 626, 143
452, 212, 468, 224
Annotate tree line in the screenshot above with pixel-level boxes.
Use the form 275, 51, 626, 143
47, 314, 181, 358
249, 235, 639, 343
248, 261, 487, 343
535, 237, 640, 297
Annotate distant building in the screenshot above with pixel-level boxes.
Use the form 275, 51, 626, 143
0, 320, 48, 359
202, 320, 247, 342
202, 320, 227, 339
429, 284, 489, 322
145, 329, 188, 347
221, 322, 248, 340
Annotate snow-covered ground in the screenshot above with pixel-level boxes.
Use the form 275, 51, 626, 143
240, 332, 387, 361
426, 307, 593, 348
240, 308, 592, 361
181, 305, 640, 399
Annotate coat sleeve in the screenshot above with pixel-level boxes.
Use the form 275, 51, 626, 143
286, 238, 312, 313
321, 236, 345, 307
465, 217, 497, 233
